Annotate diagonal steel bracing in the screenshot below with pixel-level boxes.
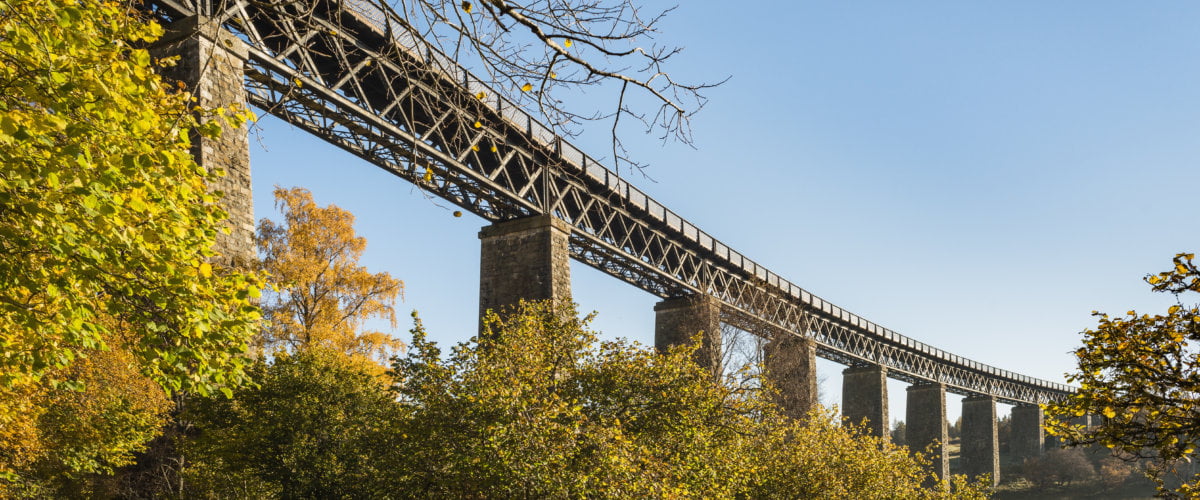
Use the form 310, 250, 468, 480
144, 0, 1073, 405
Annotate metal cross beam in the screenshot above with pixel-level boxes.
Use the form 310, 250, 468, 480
143, 0, 1073, 405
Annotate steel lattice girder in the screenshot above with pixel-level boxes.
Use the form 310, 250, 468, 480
143, 0, 1073, 405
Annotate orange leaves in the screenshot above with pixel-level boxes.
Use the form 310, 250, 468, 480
256, 187, 404, 375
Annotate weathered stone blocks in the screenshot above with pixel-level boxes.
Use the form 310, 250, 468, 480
961, 395, 1000, 486
842, 365, 889, 438
906, 382, 949, 481
654, 294, 722, 378
1011, 404, 1045, 461
478, 215, 572, 323
152, 16, 254, 268
764, 334, 817, 420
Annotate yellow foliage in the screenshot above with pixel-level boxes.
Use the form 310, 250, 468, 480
1, 321, 170, 495
0, 0, 264, 395
256, 187, 404, 375
1046, 252, 1200, 497
1, 0, 264, 489
388, 301, 988, 498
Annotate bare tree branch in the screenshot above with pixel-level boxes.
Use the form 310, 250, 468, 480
373, 0, 722, 174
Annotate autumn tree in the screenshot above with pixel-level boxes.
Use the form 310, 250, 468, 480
388, 301, 989, 498
256, 187, 403, 372
169, 301, 991, 498
1046, 253, 1200, 498
0, 0, 263, 489
1097, 456, 1138, 489
391, 303, 748, 496
0, 321, 171, 497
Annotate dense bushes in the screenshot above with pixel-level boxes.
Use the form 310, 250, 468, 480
182, 302, 988, 499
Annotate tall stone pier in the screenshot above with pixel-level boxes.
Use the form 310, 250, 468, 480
961, 395, 1000, 486
906, 382, 949, 481
153, 17, 253, 267
842, 365, 889, 438
1010, 404, 1045, 462
654, 295, 722, 378
763, 334, 817, 420
478, 215, 572, 323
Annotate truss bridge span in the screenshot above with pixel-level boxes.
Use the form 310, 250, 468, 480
143, 0, 1073, 407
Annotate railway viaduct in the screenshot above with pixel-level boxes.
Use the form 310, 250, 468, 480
144, 0, 1076, 484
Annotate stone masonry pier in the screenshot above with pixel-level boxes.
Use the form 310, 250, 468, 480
153, 16, 254, 267
1011, 404, 1045, 462
764, 334, 818, 420
478, 215, 572, 323
906, 382, 949, 481
654, 295, 722, 379
962, 395, 1000, 486
842, 365, 889, 438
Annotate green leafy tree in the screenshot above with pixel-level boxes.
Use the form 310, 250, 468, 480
748, 410, 987, 499
1046, 253, 1200, 497
182, 348, 404, 498
182, 191, 408, 497
174, 301, 988, 498
0, 0, 263, 490
389, 301, 990, 498
892, 419, 907, 446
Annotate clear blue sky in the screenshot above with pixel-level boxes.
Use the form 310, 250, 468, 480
248, 1, 1200, 423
